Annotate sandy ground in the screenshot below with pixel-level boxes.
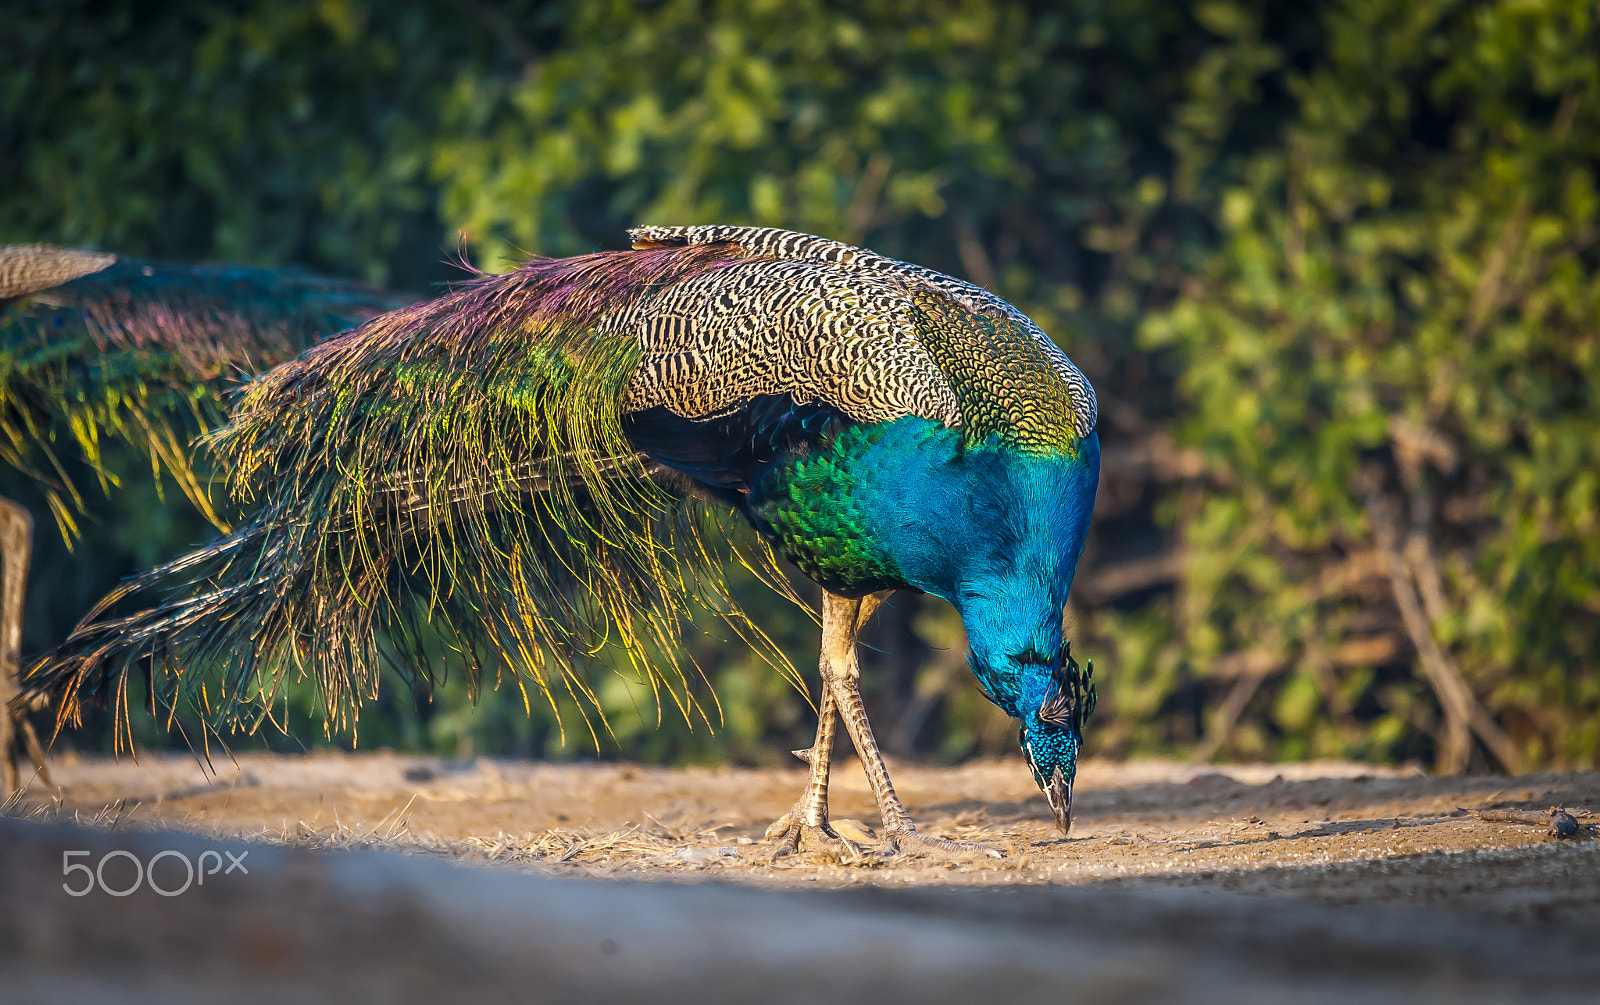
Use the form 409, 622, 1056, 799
4, 752, 1599, 1002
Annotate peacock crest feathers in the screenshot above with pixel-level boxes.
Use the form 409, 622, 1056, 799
1038, 641, 1097, 737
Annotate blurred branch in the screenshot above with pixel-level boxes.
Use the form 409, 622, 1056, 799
887, 646, 964, 755
1486, 221, 1600, 330
1552, 91, 1580, 141
1389, 417, 1458, 484
1094, 391, 1151, 435
1306, 640, 1358, 728
461, 0, 541, 71
1193, 633, 1400, 762
952, 212, 996, 290
1303, 550, 1386, 603
1285, 136, 1307, 280
1192, 663, 1271, 764
1463, 199, 1529, 342
1079, 542, 1387, 609
1207, 635, 1399, 681
1098, 429, 1213, 483
1077, 550, 1184, 603
1405, 491, 1451, 627
1330, 634, 1399, 666
843, 153, 892, 243
1092, 396, 1217, 522
1363, 480, 1525, 774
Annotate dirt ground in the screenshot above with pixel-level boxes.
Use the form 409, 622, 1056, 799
4, 752, 1600, 1003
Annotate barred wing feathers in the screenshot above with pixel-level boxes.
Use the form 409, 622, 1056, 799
616, 258, 960, 425
629, 225, 1097, 439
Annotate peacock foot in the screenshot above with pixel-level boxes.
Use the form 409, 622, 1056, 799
764, 806, 871, 860
883, 823, 1003, 859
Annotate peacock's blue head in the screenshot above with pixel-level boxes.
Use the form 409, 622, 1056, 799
964, 637, 1096, 832
1017, 644, 1096, 832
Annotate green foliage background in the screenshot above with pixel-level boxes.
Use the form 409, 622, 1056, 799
4, 0, 1596, 769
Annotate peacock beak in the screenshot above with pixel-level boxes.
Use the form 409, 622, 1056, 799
1044, 766, 1073, 834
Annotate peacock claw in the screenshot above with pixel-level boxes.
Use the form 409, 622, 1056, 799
884, 825, 1003, 859
764, 807, 867, 860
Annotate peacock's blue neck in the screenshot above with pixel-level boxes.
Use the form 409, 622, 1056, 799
747, 416, 1100, 719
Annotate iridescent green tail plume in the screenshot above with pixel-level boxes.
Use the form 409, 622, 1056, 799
0, 247, 408, 540
26, 243, 799, 749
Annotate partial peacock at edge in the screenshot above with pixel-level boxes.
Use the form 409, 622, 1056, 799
21, 226, 1100, 855
0, 245, 410, 794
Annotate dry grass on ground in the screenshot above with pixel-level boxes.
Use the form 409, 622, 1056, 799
7, 751, 1598, 904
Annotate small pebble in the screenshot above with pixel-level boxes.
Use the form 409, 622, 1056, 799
1549, 810, 1579, 839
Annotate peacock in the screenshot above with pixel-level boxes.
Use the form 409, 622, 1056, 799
0, 245, 409, 794
20, 226, 1099, 856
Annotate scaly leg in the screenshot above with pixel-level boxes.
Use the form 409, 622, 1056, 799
0, 495, 49, 797
820, 591, 1001, 858
764, 687, 856, 856
765, 592, 887, 858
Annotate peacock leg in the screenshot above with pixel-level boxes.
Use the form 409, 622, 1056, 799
763, 687, 860, 857
764, 593, 887, 858
820, 591, 1002, 859
0, 495, 49, 797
